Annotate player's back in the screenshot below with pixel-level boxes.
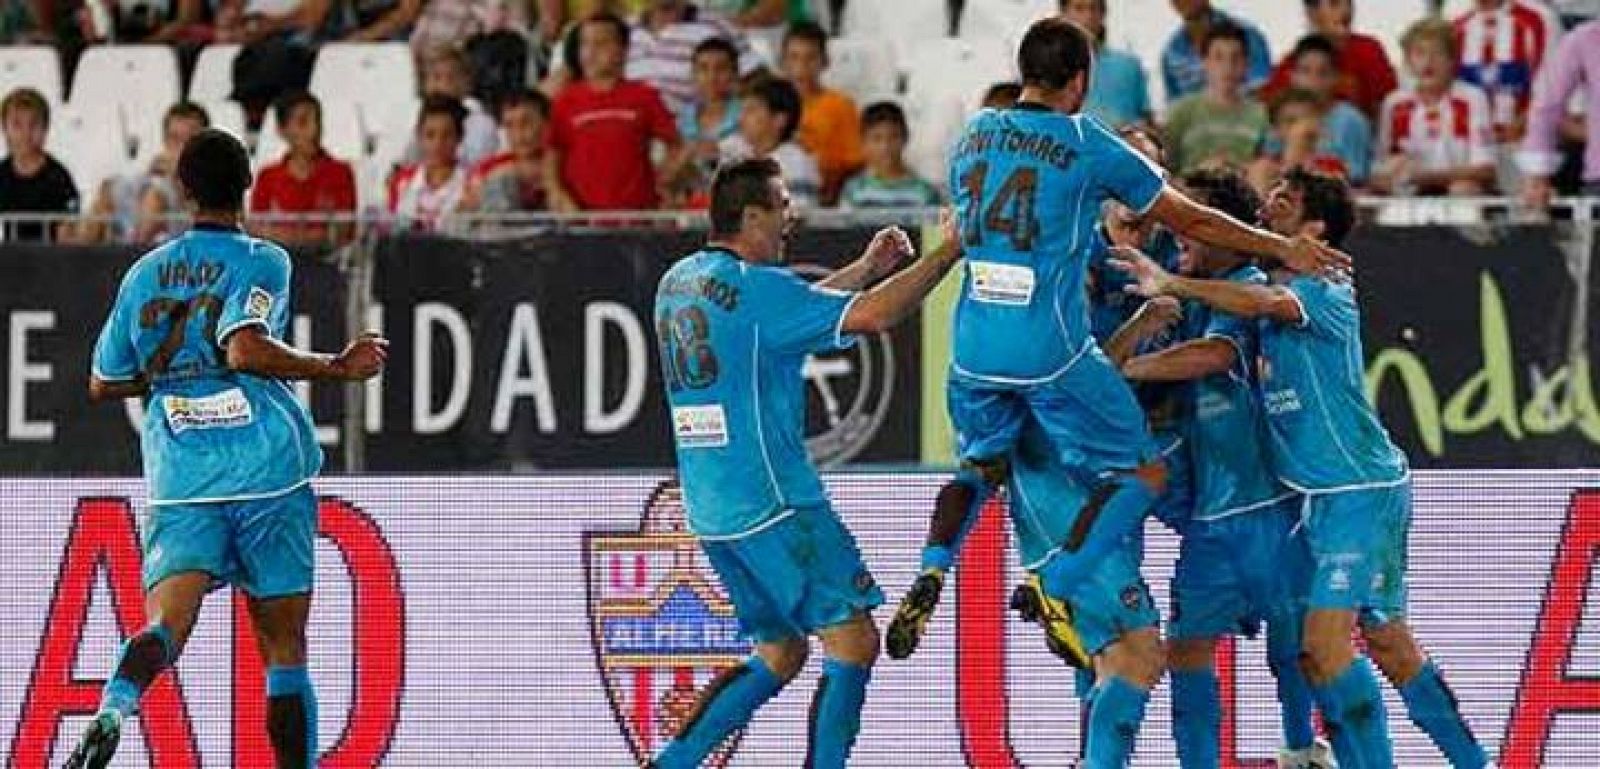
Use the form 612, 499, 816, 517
1259, 274, 1407, 492
655, 247, 857, 540
947, 106, 1165, 383
93, 226, 321, 503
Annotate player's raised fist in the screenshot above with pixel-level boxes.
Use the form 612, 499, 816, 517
331, 333, 389, 380
864, 226, 914, 274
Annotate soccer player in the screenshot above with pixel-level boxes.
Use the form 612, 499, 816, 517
1116, 166, 1332, 769
649, 157, 962, 769
67, 128, 388, 769
887, 17, 1345, 767
1114, 167, 1491, 769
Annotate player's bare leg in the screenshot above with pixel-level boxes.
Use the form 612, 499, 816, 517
247, 593, 316, 769
1301, 609, 1393, 768
653, 637, 806, 768
1363, 619, 1487, 768
66, 571, 210, 769
811, 612, 880, 767
1085, 627, 1163, 768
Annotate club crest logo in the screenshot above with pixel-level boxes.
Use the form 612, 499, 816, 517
584, 481, 751, 767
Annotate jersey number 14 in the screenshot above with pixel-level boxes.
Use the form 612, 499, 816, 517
960, 163, 1039, 252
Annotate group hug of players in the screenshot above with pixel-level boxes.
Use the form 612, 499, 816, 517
66, 14, 1487, 769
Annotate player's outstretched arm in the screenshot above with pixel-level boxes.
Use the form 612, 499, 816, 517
225, 327, 389, 382
1144, 186, 1351, 276
1109, 248, 1304, 325
819, 226, 914, 291
839, 211, 962, 335
1122, 338, 1237, 382
1102, 295, 1181, 365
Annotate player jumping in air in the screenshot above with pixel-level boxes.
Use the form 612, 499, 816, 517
1114, 167, 1334, 769
1115, 167, 1491, 769
648, 157, 961, 769
68, 129, 388, 769
886, 17, 1346, 767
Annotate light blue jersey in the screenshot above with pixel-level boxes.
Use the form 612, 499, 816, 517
947, 105, 1165, 384
91, 225, 322, 505
655, 247, 858, 539
1187, 264, 1294, 521
1258, 274, 1408, 492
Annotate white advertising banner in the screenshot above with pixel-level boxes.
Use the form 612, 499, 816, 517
2, 472, 1598, 767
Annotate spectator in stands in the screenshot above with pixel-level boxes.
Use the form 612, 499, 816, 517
1163, 23, 1269, 176
537, 0, 647, 43
411, 0, 529, 58
700, 0, 801, 30
416, 45, 502, 165
1520, 17, 1600, 206
250, 90, 359, 243
839, 102, 940, 209
1455, 0, 1563, 146
0, 88, 78, 242
546, 12, 685, 211
1282, 34, 1372, 183
1249, 89, 1353, 192
308, 0, 425, 41
628, 0, 760, 116
1370, 18, 1496, 196
539, 0, 645, 94
668, 36, 743, 206
781, 20, 859, 205
462, 89, 551, 211
1261, 0, 1397, 120
982, 81, 1022, 109
390, 95, 470, 228
73, 101, 210, 245
1060, 0, 1151, 128
1, 1, 56, 43
720, 76, 820, 206
1162, 0, 1271, 101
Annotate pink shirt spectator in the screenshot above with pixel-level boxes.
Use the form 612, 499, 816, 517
1520, 19, 1600, 183
1454, 0, 1563, 142
1379, 82, 1497, 176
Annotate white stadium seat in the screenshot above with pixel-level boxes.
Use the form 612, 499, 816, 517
957, 0, 1057, 47
823, 37, 900, 104
187, 43, 241, 105
200, 99, 247, 142
69, 45, 181, 119
310, 42, 417, 137
900, 37, 1013, 186
46, 104, 133, 201
839, 0, 950, 75
0, 46, 64, 107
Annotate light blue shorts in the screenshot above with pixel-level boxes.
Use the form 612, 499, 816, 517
1301, 481, 1411, 626
143, 485, 318, 599
1169, 499, 1310, 642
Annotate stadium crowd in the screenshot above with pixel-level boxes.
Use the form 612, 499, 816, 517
3, 0, 1600, 243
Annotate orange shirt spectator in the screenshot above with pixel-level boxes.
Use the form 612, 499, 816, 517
781, 21, 860, 205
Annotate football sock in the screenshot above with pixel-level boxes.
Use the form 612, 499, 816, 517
805, 658, 872, 768
1171, 667, 1221, 769
99, 624, 176, 718
266, 665, 317, 769
1311, 656, 1394, 769
655, 656, 783, 768
1085, 675, 1148, 769
1270, 647, 1317, 751
1398, 661, 1487, 768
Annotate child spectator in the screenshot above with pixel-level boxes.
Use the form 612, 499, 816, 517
840, 102, 940, 208
719, 76, 820, 206
1284, 34, 1372, 183
546, 12, 685, 211
463, 89, 550, 212
250, 90, 359, 243
1454, 0, 1563, 144
1162, 0, 1272, 101
417, 45, 503, 165
389, 95, 470, 228
628, 0, 760, 116
1163, 23, 1269, 176
0, 87, 78, 242
1371, 19, 1496, 196
1261, 0, 1397, 120
781, 20, 860, 205
670, 36, 744, 206
1249, 88, 1353, 192
1061, 0, 1151, 129
74, 101, 209, 244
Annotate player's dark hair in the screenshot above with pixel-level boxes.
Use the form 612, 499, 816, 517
782, 20, 830, 61
273, 89, 321, 127
744, 77, 803, 143
177, 128, 252, 212
583, 11, 631, 49
861, 101, 908, 137
499, 88, 551, 119
983, 81, 1023, 108
1201, 21, 1250, 57
693, 36, 740, 69
164, 101, 210, 131
1017, 17, 1094, 91
1182, 166, 1262, 226
416, 94, 468, 137
1283, 165, 1355, 248
709, 156, 782, 237
1289, 33, 1338, 66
